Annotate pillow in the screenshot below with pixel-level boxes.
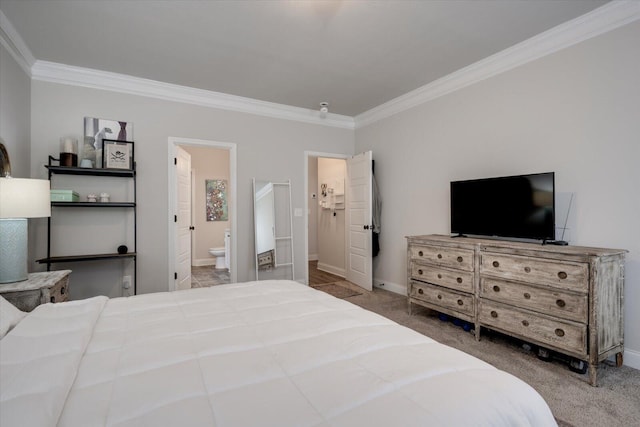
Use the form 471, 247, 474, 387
0, 295, 26, 339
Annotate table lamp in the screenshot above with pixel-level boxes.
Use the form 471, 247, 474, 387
0, 144, 51, 283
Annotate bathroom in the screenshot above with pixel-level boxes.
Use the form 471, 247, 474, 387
180, 145, 231, 287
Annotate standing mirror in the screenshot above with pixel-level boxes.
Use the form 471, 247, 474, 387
252, 179, 294, 281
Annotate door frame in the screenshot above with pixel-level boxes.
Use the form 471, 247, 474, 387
168, 137, 237, 291
303, 150, 350, 286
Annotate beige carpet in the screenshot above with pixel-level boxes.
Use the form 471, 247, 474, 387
338, 286, 640, 427
311, 281, 362, 299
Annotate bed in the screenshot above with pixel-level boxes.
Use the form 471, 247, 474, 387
1, 280, 556, 426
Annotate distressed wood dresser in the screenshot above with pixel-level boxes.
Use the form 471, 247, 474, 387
406, 234, 626, 386
0, 270, 71, 312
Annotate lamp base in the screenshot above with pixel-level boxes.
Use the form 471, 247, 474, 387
0, 218, 28, 283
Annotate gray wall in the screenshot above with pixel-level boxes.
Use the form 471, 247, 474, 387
0, 43, 30, 176
355, 21, 640, 364
29, 81, 354, 296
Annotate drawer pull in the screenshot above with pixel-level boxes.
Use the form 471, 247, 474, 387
437, 294, 442, 300
437, 273, 442, 279
556, 299, 566, 308
418, 288, 424, 295
418, 269, 424, 275
457, 299, 463, 306
418, 250, 424, 257
522, 320, 529, 327
60, 286, 66, 295
555, 328, 565, 337
456, 277, 463, 284
523, 293, 531, 299
558, 271, 568, 280
493, 285, 500, 292
437, 254, 443, 259
492, 261, 500, 268
50, 296, 55, 303
457, 256, 463, 263
490, 310, 498, 318
524, 266, 531, 273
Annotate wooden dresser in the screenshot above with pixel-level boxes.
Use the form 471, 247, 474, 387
0, 270, 71, 312
406, 235, 625, 386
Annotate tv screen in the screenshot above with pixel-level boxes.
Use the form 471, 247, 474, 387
451, 172, 555, 241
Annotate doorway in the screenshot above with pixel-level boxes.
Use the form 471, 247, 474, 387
304, 151, 373, 290
168, 137, 237, 292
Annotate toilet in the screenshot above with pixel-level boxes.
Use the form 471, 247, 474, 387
209, 229, 231, 270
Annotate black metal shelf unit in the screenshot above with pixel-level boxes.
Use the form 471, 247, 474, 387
37, 156, 137, 294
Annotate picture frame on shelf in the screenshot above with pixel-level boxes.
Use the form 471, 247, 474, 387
102, 139, 134, 170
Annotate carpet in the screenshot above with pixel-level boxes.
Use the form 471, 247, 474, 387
311, 282, 362, 299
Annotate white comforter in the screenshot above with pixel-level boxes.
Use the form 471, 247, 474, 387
1, 280, 556, 426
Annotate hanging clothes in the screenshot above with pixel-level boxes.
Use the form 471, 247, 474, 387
372, 162, 381, 257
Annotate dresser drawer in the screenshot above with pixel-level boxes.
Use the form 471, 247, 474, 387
479, 300, 587, 355
411, 263, 474, 293
410, 245, 474, 271
410, 281, 474, 316
48, 276, 70, 303
480, 253, 588, 291
480, 278, 587, 323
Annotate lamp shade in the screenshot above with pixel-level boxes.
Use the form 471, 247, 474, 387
0, 178, 51, 218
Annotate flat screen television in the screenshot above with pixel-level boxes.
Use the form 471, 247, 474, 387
450, 172, 555, 241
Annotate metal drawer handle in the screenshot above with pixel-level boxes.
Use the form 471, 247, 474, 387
524, 266, 531, 273
492, 261, 500, 268
556, 299, 566, 308
437, 254, 443, 259
437, 294, 442, 300
558, 271, 568, 280
50, 296, 55, 303
456, 277, 463, 284
60, 286, 66, 295
418, 288, 424, 295
457, 256, 463, 263
522, 320, 529, 327
523, 293, 531, 299
555, 328, 565, 337
437, 273, 442, 279
418, 269, 424, 275
490, 310, 498, 318
418, 250, 423, 257
457, 299, 463, 306
493, 285, 500, 292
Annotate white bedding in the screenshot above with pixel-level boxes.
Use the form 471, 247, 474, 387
1, 280, 556, 426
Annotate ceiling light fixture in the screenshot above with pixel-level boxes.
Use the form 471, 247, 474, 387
319, 102, 329, 118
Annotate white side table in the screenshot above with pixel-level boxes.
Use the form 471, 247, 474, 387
0, 270, 71, 312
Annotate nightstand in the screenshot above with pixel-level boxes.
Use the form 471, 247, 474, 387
0, 270, 71, 312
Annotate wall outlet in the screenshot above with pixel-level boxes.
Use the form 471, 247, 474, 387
122, 275, 131, 289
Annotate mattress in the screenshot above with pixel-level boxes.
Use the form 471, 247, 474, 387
1, 280, 557, 426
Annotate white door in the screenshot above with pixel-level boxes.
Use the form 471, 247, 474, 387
346, 151, 373, 291
175, 146, 192, 290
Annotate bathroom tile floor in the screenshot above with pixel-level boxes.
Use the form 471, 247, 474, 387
191, 265, 230, 288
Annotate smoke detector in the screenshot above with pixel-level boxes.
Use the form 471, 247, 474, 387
319, 102, 329, 117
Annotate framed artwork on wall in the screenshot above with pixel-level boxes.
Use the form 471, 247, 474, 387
102, 139, 134, 170
206, 179, 228, 221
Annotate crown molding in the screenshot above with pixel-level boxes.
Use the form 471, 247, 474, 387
354, 1, 640, 129
30, 61, 354, 130
0, 9, 35, 75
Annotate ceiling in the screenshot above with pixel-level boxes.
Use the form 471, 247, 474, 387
0, 0, 609, 117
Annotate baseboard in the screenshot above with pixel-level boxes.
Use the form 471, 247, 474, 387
308, 253, 318, 261
624, 348, 640, 370
373, 278, 406, 296
192, 258, 214, 267
317, 262, 345, 278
